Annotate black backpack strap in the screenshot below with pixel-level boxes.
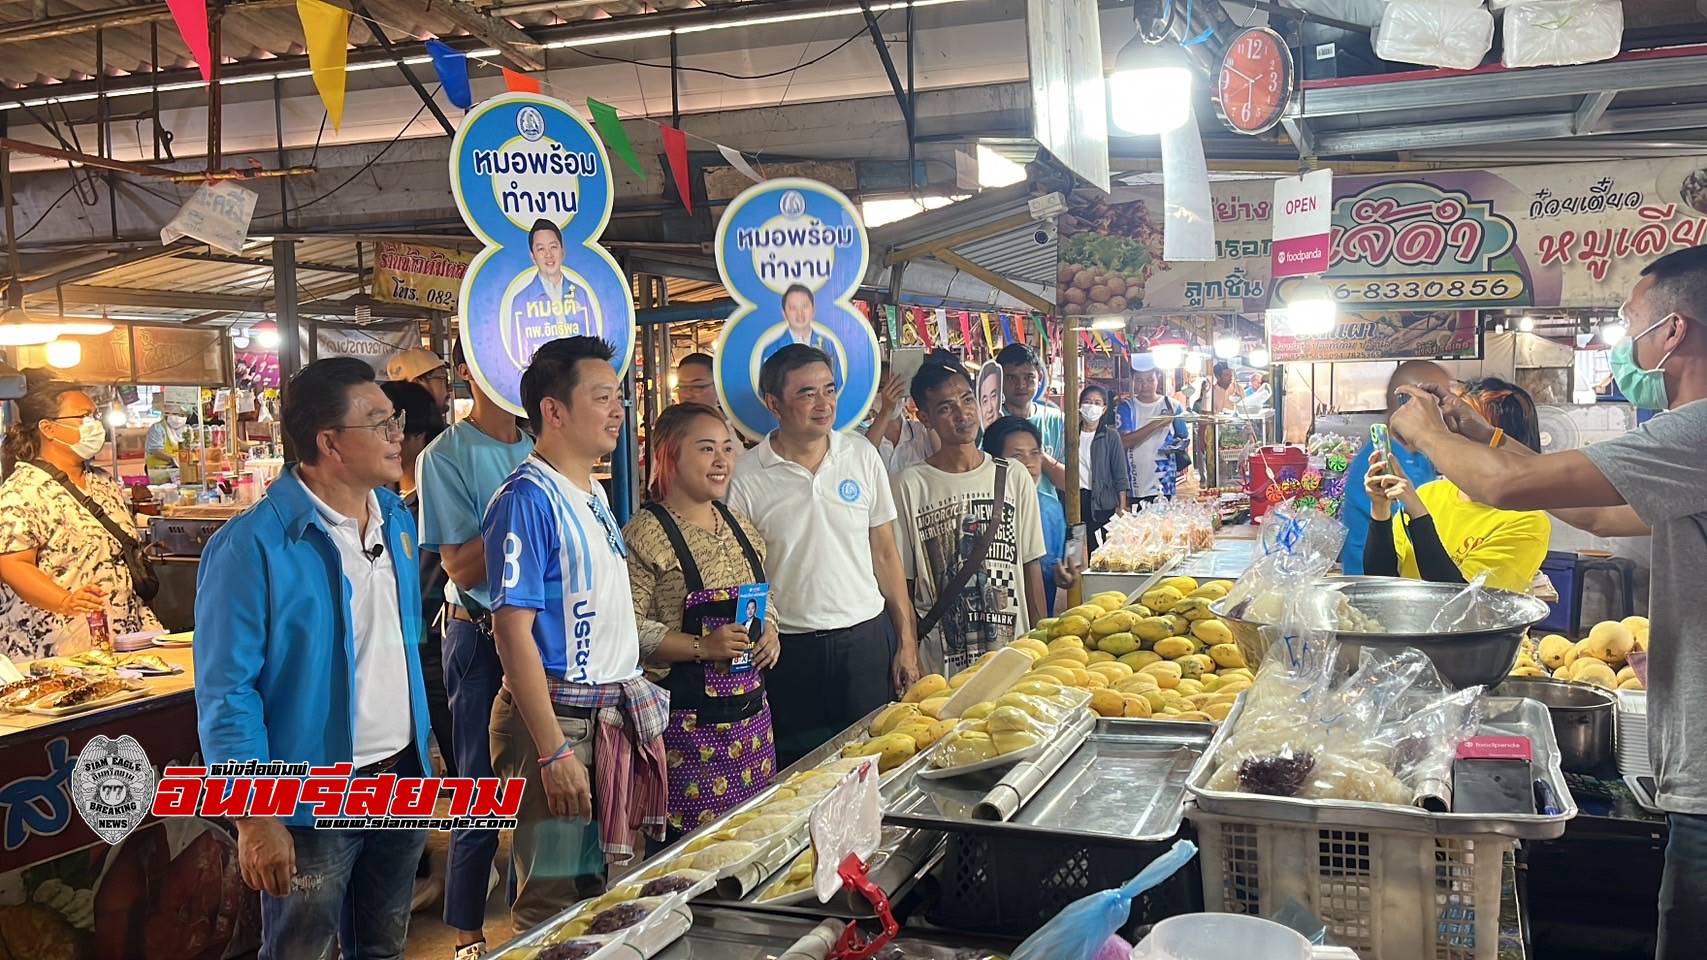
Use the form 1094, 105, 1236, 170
640, 502, 704, 594
713, 500, 766, 584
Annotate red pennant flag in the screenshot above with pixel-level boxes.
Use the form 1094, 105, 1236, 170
912, 307, 934, 348
167, 0, 213, 83
660, 125, 692, 214
957, 311, 973, 353
503, 68, 541, 93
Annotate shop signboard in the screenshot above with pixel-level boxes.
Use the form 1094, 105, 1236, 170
14, 326, 225, 385
1271, 169, 1332, 279
372, 240, 473, 310
450, 92, 635, 416
1268, 309, 1478, 363
713, 178, 878, 440
1060, 156, 1707, 313
317, 325, 420, 373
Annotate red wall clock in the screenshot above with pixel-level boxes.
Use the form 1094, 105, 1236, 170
1216, 27, 1294, 135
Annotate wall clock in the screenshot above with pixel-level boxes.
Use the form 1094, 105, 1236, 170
1216, 26, 1294, 135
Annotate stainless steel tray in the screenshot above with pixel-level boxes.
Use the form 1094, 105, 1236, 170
887, 718, 1213, 846
1185, 694, 1578, 839
651, 904, 1012, 960
725, 824, 945, 920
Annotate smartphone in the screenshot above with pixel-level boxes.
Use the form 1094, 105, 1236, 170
1369, 423, 1392, 464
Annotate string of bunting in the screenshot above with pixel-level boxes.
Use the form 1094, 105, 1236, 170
159, 0, 768, 208
883, 306, 1061, 359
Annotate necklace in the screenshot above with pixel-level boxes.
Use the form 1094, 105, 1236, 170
669, 503, 723, 538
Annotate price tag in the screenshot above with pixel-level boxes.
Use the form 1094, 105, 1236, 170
808, 757, 881, 902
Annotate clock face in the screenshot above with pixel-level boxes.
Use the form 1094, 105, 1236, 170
1216, 27, 1293, 135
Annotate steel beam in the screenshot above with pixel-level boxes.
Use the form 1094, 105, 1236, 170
21, 244, 190, 294
0, 138, 179, 178
431, 0, 545, 73
276, 239, 300, 457
932, 247, 1054, 315
858, 1, 914, 159
176, 251, 362, 275
883, 210, 1041, 267
1280, 117, 1317, 159
1301, 49, 1707, 119
1311, 102, 1707, 156
1573, 90, 1617, 135
357, 3, 456, 137
0, 0, 293, 44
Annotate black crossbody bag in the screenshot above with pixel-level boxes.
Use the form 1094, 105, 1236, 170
30, 460, 160, 603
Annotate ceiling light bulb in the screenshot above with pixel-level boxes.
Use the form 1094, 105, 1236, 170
1599, 321, 1627, 347
257, 326, 281, 349
105, 399, 127, 429
45, 339, 81, 368
1246, 347, 1271, 368
1518, 315, 1535, 333
1150, 339, 1187, 370
1282, 277, 1338, 336
1213, 335, 1241, 359
1108, 40, 1193, 135
0, 305, 62, 346
1091, 316, 1127, 331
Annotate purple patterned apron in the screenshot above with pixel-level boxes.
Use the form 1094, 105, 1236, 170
642, 502, 778, 836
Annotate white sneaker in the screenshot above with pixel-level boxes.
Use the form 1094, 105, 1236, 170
453, 941, 487, 960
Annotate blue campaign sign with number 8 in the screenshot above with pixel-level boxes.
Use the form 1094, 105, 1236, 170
714, 178, 878, 441
451, 93, 635, 415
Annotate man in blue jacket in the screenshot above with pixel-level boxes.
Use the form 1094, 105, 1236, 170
196, 357, 433, 960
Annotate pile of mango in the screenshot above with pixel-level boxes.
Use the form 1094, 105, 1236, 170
1509, 616, 1649, 691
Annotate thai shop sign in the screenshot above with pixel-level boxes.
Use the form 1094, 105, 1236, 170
372, 241, 472, 309
317, 325, 419, 373
1268, 310, 1479, 363
13, 325, 224, 385
1059, 156, 1707, 313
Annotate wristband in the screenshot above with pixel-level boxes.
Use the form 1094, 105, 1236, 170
1489, 427, 1504, 449
537, 740, 575, 768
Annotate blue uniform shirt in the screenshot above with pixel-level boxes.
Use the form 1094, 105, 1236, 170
416, 420, 533, 610
1038, 486, 1067, 616
1340, 436, 1438, 574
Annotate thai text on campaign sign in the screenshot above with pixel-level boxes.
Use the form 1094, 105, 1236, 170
451, 93, 635, 415
715, 179, 878, 441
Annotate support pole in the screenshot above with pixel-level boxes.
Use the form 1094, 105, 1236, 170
274, 238, 301, 458
1062, 314, 1082, 610
207, 2, 222, 172
358, 3, 455, 137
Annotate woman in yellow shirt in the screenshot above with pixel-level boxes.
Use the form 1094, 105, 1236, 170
1363, 379, 1551, 593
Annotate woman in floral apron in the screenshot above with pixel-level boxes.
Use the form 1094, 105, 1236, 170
624, 403, 781, 837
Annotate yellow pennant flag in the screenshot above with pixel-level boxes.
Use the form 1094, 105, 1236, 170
298, 0, 352, 129
980, 312, 998, 353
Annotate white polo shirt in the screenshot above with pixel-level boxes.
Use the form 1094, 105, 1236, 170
727, 430, 897, 634
302, 484, 413, 768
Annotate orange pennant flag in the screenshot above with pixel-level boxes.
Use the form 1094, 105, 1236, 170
503, 68, 541, 93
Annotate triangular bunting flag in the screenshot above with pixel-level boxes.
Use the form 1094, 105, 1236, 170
586, 98, 645, 179
502, 68, 541, 93
425, 40, 471, 110
957, 311, 973, 353
912, 308, 934, 348
981, 312, 997, 354
166, 0, 213, 83
660, 125, 693, 214
999, 313, 1015, 345
297, 0, 352, 129
882, 304, 900, 346
718, 144, 764, 184
934, 308, 951, 348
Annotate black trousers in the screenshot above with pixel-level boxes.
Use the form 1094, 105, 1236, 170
1081, 490, 1116, 553
768, 613, 897, 770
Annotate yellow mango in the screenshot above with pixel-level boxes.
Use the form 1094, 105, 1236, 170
917, 694, 952, 719
1161, 576, 1199, 595
1583, 621, 1636, 665
961, 701, 997, 721
1618, 676, 1645, 691
904, 674, 949, 703
1509, 665, 1547, 678
1134, 618, 1176, 644
1153, 637, 1194, 660
1139, 661, 1183, 689
1198, 673, 1223, 692
1139, 586, 1184, 612
1009, 679, 1064, 697
1122, 604, 1153, 618
1189, 581, 1231, 601
1204, 701, 1234, 721
1086, 650, 1116, 664
1038, 648, 1089, 668
1009, 636, 1050, 659
1062, 604, 1107, 623
1207, 643, 1246, 669
1089, 661, 1134, 681
1030, 665, 1079, 685
1116, 674, 1161, 694
1175, 710, 1213, 723
1119, 650, 1164, 670
1050, 616, 1092, 640
948, 670, 979, 689
1163, 614, 1192, 637
870, 702, 921, 736
1091, 611, 1139, 637
1190, 619, 1234, 646
1216, 678, 1252, 695
1048, 635, 1087, 651
1140, 689, 1169, 712
1171, 597, 1217, 622
1174, 678, 1205, 696
1121, 693, 1153, 718
1572, 659, 1618, 689
1089, 689, 1126, 717
1091, 591, 1130, 612
1536, 634, 1573, 669
1616, 665, 1637, 684
1098, 633, 1140, 656
1176, 655, 1215, 680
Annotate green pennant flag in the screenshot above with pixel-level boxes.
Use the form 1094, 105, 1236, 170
587, 98, 644, 178
883, 304, 900, 347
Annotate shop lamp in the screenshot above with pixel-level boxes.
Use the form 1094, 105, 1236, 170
1599, 321, 1627, 346
257, 326, 282, 349
1090, 316, 1127, 332
56, 319, 114, 336
1282, 277, 1337, 336
45, 339, 81, 368
1518, 315, 1535, 333
1245, 347, 1270, 368
0, 303, 62, 346
1150, 339, 1187, 370
104, 398, 127, 429
1213, 335, 1241, 359
1109, 40, 1194, 135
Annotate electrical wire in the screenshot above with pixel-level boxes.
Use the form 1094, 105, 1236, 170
255, 97, 433, 221
14, 182, 83, 242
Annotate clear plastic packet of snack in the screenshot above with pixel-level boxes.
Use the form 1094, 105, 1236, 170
1221, 503, 1347, 626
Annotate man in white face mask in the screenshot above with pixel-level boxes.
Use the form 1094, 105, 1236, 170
1389, 245, 1707, 960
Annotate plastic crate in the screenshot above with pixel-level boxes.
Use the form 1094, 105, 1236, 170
927, 828, 1202, 940
1190, 810, 1511, 960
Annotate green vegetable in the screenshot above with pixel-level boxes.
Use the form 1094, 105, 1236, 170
1062, 233, 1153, 276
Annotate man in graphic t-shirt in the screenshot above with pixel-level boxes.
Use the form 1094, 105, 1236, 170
482, 337, 665, 934
892, 361, 1046, 675
1117, 368, 1184, 505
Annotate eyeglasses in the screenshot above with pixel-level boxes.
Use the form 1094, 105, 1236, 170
328, 411, 406, 440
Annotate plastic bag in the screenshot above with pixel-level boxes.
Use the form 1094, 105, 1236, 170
1009, 840, 1198, 960
1374, 0, 1495, 70
1221, 503, 1348, 628
1503, 0, 1622, 67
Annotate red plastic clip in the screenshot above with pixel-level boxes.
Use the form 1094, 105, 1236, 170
827, 853, 899, 960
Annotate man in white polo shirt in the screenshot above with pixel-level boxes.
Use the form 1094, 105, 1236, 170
728, 344, 923, 766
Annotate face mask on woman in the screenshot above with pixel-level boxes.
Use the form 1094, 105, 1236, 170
1079, 403, 1105, 425
49, 416, 108, 460
166, 414, 188, 431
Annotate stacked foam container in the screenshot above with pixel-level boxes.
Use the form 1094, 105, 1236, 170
1372, 0, 1623, 70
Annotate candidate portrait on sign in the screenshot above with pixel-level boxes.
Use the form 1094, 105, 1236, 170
506, 218, 600, 364
758, 283, 844, 382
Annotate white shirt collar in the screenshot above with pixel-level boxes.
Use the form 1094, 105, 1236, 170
300, 482, 384, 544
756, 428, 844, 470
539, 271, 564, 300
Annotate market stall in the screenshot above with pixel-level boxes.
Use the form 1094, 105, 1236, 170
0, 641, 259, 959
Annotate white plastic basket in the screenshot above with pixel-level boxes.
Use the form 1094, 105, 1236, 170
1189, 809, 1512, 960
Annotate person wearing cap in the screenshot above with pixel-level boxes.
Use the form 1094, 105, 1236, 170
995, 343, 1066, 497
388, 348, 452, 416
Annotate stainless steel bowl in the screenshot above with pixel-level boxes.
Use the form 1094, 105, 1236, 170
1494, 677, 1617, 775
1212, 576, 1551, 689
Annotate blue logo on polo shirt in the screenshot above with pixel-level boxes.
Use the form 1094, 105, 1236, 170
838, 479, 861, 503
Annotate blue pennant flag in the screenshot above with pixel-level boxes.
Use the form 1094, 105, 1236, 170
426, 39, 471, 110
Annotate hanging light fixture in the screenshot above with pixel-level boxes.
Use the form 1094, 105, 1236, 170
1518, 315, 1536, 333
1108, 0, 1194, 135
1280, 277, 1338, 336
1246, 346, 1271, 368
104, 397, 128, 429
257, 325, 282, 349
1213, 335, 1241, 359
45, 338, 81, 368
1150, 337, 1188, 370
1091, 315, 1127, 331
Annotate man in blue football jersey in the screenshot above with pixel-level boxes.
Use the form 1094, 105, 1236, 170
482, 337, 667, 933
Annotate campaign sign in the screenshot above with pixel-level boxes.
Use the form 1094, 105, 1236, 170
451, 93, 635, 415
714, 178, 878, 440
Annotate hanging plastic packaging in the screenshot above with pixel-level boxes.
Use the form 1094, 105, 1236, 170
1374, 0, 1495, 70
1009, 840, 1199, 960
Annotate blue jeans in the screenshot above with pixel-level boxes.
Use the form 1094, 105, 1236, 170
1659, 812, 1707, 959
442, 612, 504, 932
260, 825, 427, 960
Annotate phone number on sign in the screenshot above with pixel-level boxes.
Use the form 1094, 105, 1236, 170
1322, 273, 1527, 306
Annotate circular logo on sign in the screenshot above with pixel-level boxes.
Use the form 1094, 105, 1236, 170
517, 106, 546, 141
838, 479, 861, 503
713, 178, 877, 442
